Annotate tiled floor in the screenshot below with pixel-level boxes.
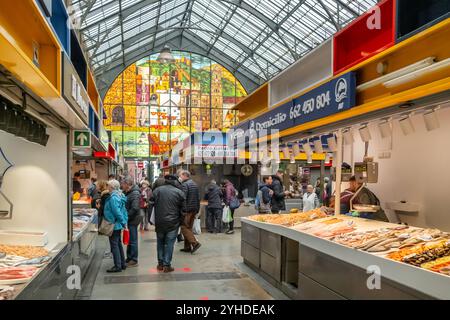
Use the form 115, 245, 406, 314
86, 228, 288, 300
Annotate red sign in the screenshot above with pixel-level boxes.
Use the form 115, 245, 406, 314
138, 162, 144, 169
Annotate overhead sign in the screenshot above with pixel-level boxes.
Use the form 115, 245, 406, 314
193, 145, 237, 158
73, 130, 91, 148
62, 54, 89, 125
234, 72, 356, 134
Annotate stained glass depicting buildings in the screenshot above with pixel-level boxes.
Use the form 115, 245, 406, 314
103, 51, 245, 158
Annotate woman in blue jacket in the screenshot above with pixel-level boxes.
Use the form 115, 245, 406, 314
104, 179, 129, 273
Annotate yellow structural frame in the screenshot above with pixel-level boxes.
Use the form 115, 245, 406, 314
235, 18, 450, 140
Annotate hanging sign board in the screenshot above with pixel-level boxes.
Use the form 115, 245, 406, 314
62, 54, 89, 125
73, 130, 91, 148
234, 72, 356, 135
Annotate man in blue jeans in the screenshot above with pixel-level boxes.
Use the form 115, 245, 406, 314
152, 175, 186, 272
122, 177, 143, 268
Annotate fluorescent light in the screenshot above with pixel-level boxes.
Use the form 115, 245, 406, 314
343, 129, 354, 145
307, 154, 312, 164
313, 139, 324, 154
327, 135, 337, 152
423, 110, 440, 131
359, 126, 372, 142
384, 58, 450, 88
292, 143, 301, 157
357, 57, 435, 91
399, 117, 415, 136
378, 121, 392, 139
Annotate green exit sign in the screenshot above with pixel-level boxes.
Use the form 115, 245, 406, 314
73, 130, 91, 148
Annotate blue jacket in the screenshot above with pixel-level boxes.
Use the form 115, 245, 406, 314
103, 190, 128, 231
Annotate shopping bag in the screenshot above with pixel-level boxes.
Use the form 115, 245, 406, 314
193, 218, 202, 235
222, 206, 233, 223
150, 207, 155, 225
123, 229, 129, 245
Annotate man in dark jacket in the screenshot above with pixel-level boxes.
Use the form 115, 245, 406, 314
179, 170, 201, 253
204, 180, 223, 233
256, 176, 273, 214
121, 177, 142, 267
153, 175, 186, 273
271, 170, 287, 213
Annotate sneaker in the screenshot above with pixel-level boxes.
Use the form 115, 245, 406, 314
191, 243, 202, 254
122, 265, 127, 271
180, 248, 191, 253
163, 266, 175, 273
157, 264, 164, 271
126, 260, 139, 268
107, 267, 122, 273
225, 230, 235, 235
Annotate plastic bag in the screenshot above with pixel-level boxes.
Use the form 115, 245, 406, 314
123, 229, 129, 245
222, 206, 233, 223
193, 218, 202, 235
150, 207, 155, 225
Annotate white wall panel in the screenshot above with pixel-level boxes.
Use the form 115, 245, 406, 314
269, 39, 333, 108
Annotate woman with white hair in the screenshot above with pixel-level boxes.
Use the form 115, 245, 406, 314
302, 184, 320, 212
103, 179, 128, 273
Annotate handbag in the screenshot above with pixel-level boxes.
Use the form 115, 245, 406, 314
193, 218, 202, 235
222, 206, 233, 223
150, 207, 155, 225
123, 229, 130, 245
229, 196, 241, 210
98, 218, 115, 237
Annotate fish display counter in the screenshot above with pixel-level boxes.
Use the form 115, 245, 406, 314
241, 212, 450, 300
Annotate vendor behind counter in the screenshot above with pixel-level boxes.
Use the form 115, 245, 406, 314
329, 176, 388, 222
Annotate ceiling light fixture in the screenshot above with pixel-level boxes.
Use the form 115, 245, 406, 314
383, 57, 450, 88
423, 110, 440, 131
378, 120, 392, 139
399, 116, 415, 136
357, 57, 435, 91
157, 46, 175, 63
359, 125, 372, 142
343, 129, 354, 145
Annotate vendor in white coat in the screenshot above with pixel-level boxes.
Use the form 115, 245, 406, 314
302, 185, 320, 212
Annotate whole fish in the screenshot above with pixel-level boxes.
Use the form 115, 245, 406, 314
13, 256, 51, 267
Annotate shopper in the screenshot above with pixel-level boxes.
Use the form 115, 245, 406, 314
108, 174, 116, 181
302, 185, 320, 212
152, 174, 166, 190
92, 180, 108, 220
87, 177, 97, 198
121, 177, 143, 267
72, 172, 83, 194
179, 170, 201, 253
324, 177, 332, 206
271, 170, 287, 213
223, 179, 238, 234
139, 180, 152, 231
204, 180, 223, 233
103, 179, 128, 273
255, 176, 273, 214
152, 175, 186, 272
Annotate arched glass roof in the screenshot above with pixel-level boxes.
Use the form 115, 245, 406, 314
69, 0, 378, 96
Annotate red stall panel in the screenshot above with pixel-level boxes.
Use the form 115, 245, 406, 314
333, 0, 396, 75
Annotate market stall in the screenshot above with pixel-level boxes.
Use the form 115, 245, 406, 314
235, 4, 450, 300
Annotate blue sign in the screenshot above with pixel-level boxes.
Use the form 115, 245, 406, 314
234, 72, 356, 134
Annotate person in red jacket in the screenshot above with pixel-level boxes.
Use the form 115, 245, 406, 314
222, 179, 238, 234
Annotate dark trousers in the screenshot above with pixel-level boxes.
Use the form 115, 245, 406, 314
126, 224, 139, 262
207, 207, 223, 233
181, 212, 198, 250
109, 230, 125, 269
228, 208, 236, 230
156, 229, 178, 267
140, 208, 149, 230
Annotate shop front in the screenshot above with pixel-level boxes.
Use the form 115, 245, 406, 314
237, 8, 450, 300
